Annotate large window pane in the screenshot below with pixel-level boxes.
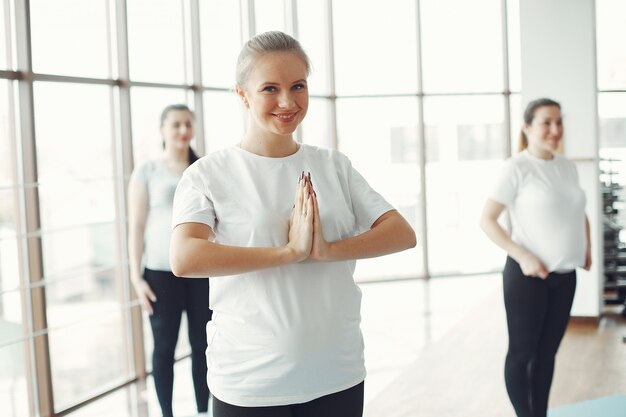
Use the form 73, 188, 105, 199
127, 0, 186, 84
30, 0, 110, 78
0, 0, 13, 70
0, 340, 29, 417
130, 87, 189, 167
46, 267, 119, 330
596, 0, 626, 90
48, 314, 126, 411
254, 0, 286, 35
336, 97, 423, 280
301, 97, 333, 149
509, 93, 522, 155
0, 238, 22, 334
41, 223, 117, 282
421, 0, 503, 93
0, 81, 16, 188
33, 82, 116, 264
333, 0, 418, 95
507, 0, 522, 92
296, 0, 331, 95
203, 90, 244, 152
199, 0, 242, 88
424, 96, 506, 275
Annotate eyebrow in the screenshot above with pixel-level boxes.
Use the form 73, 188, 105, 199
259, 79, 308, 86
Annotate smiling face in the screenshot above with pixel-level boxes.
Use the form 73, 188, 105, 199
523, 105, 563, 157
236, 52, 309, 140
161, 109, 194, 151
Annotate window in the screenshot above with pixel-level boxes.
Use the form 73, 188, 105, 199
30, 0, 110, 78
420, 0, 504, 93
127, 0, 187, 84
336, 97, 423, 280
332, 0, 418, 96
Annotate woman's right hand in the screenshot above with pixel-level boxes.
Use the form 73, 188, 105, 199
131, 278, 157, 315
517, 251, 549, 279
287, 173, 314, 262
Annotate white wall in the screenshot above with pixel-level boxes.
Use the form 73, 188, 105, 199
519, 0, 602, 317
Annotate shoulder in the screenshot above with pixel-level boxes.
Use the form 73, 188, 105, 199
301, 144, 352, 167
183, 147, 238, 183
131, 159, 161, 181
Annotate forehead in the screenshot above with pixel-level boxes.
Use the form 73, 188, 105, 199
533, 105, 561, 119
163, 110, 193, 122
248, 52, 308, 83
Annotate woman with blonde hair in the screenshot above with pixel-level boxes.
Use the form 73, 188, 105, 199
170, 31, 416, 417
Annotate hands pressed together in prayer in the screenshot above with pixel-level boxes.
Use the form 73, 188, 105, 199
287, 171, 329, 262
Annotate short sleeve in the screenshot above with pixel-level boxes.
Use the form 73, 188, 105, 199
171, 168, 217, 230
130, 161, 152, 186
490, 159, 520, 207
346, 160, 394, 233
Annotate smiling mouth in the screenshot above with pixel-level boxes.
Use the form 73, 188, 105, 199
273, 112, 297, 122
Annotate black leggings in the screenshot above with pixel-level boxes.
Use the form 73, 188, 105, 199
212, 381, 364, 417
144, 268, 212, 417
502, 257, 576, 417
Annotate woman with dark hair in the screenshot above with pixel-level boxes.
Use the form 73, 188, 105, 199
480, 98, 591, 417
128, 104, 211, 417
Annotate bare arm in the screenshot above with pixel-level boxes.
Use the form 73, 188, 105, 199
310, 201, 416, 262
127, 178, 156, 313
170, 177, 314, 278
479, 198, 548, 279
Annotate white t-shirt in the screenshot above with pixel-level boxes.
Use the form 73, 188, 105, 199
131, 159, 181, 271
490, 150, 586, 272
171, 144, 393, 407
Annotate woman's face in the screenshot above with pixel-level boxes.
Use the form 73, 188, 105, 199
237, 52, 309, 138
524, 105, 563, 154
161, 110, 194, 151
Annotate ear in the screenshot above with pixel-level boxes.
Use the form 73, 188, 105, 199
236, 86, 248, 107
522, 123, 531, 136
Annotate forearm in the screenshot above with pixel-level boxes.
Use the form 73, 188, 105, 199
170, 237, 298, 278
323, 212, 416, 262
127, 229, 145, 283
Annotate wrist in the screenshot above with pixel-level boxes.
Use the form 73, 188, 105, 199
281, 245, 301, 265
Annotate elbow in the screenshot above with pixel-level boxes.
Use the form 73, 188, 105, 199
169, 247, 189, 278
479, 214, 491, 234
407, 228, 417, 249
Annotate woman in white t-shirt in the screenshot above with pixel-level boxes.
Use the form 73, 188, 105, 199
169, 31, 416, 417
128, 104, 212, 417
480, 98, 591, 417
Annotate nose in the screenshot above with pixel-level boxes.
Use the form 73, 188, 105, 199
549, 123, 561, 136
277, 91, 295, 109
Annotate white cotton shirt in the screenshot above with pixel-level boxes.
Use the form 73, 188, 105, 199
171, 144, 393, 407
490, 150, 586, 272
130, 159, 181, 271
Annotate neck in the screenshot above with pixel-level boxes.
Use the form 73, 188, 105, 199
240, 133, 299, 158
526, 146, 553, 160
163, 146, 189, 164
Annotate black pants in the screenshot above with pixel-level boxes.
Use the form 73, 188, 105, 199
502, 257, 576, 417
212, 381, 364, 417
144, 268, 213, 417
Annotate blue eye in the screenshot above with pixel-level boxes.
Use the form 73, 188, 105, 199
262, 86, 277, 92
293, 83, 306, 90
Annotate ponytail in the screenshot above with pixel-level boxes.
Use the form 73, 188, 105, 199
518, 131, 528, 152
